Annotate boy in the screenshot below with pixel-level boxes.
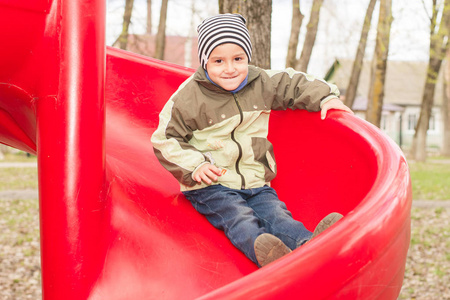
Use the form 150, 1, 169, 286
151, 14, 353, 267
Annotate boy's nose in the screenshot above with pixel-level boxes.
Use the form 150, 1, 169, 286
225, 62, 235, 73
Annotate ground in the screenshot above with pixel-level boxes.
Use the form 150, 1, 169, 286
0, 161, 449, 299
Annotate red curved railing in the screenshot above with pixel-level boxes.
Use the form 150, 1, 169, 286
0, 1, 411, 299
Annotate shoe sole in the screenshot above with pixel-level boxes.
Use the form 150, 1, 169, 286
311, 212, 343, 239
254, 233, 291, 267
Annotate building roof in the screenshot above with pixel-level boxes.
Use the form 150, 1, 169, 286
350, 95, 404, 112
114, 34, 200, 69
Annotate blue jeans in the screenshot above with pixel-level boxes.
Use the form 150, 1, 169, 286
183, 185, 312, 264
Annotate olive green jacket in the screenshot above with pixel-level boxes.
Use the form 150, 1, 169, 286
151, 66, 339, 191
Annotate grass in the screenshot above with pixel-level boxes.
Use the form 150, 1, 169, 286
2, 151, 37, 163
0, 168, 38, 191
409, 158, 450, 200
0, 198, 39, 235
0, 151, 38, 191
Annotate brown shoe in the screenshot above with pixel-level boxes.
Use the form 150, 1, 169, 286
311, 212, 343, 239
254, 233, 291, 267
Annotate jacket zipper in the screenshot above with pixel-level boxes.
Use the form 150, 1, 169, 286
232, 94, 246, 189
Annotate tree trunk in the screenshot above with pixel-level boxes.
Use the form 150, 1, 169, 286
285, 0, 304, 68
344, 0, 377, 109
366, 0, 392, 127
295, 0, 323, 72
442, 56, 450, 156
154, 0, 169, 60
146, 0, 152, 34
219, 0, 272, 69
411, 61, 442, 161
411, 0, 450, 161
118, 0, 134, 50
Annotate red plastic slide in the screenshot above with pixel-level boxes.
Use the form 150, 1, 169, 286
0, 1, 411, 299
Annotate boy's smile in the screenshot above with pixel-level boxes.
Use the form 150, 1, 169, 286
206, 43, 249, 91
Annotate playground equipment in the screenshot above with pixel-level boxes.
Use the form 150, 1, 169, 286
0, 0, 411, 299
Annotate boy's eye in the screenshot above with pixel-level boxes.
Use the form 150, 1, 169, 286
214, 59, 223, 64
235, 57, 243, 61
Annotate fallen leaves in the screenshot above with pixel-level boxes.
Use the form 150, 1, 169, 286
1, 197, 449, 299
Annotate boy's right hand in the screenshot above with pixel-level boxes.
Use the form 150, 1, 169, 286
193, 163, 223, 184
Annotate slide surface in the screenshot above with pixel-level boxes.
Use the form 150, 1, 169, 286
0, 1, 411, 299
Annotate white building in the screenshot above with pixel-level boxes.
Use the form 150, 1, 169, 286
333, 60, 445, 152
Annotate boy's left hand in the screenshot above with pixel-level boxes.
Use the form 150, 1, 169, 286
321, 98, 354, 120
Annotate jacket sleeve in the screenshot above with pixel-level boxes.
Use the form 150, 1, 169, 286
151, 99, 211, 187
265, 68, 340, 112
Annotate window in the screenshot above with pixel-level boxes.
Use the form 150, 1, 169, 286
407, 113, 436, 132
428, 114, 435, 131
407, 114, 416, 131
380, 115, 387, 130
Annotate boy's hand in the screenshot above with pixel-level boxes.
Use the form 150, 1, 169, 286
321, 98, 354, 120
193, 163, 223, 184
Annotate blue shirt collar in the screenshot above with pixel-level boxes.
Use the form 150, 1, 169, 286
205, 70, 248, 94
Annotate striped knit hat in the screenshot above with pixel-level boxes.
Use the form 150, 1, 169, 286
197, 14, 252, 69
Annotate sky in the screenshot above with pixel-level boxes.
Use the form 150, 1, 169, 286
106, 0, 433, 76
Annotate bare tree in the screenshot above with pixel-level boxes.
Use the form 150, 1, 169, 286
443, 51, 450, 156
118, 0, 135, 50
286, 0, 304, 68
295, 0, 323, 72
219, 0, 273, 69
147, 0, 152, 34
344, 0, 377, 109
411, 0, 450, 161
184, 0, 197, 68
366, 0, 392, 127
154, 0, 169, 60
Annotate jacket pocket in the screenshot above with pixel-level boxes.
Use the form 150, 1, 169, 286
252, 137, 277, 181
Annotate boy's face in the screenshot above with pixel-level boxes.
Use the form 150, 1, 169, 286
206, 43, 249, 91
